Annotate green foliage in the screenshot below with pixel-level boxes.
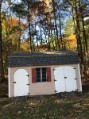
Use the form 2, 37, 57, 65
49, 35, 56, 50
10, 3, 28, 18
64, 17, 75, 36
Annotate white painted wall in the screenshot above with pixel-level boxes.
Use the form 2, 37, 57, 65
8, 68, 10, 97
77, 64, 82, 91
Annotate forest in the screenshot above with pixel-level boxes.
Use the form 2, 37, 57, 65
0, 0, 89, 84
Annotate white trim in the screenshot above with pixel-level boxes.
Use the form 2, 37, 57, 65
8, 68, 10, 97
78, 64, 82, 91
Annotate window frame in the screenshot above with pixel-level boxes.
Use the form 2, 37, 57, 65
36, 68, 47, 82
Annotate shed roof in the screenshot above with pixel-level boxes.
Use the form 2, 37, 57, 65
8, 50, 80, 67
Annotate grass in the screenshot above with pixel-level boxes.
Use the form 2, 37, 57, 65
1, 95, 89, 119
0, 81, 89, 119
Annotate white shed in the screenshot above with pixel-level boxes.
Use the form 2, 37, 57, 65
8, 50, 82, 97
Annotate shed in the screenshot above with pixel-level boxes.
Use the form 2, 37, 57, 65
8, 50, 82, 97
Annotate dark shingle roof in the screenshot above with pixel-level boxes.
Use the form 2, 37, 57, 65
8, 51, 80, 67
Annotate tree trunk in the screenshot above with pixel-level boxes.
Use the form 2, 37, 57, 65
0, 1, 5, 81
58, 13, 63, 49
18, 15, 21, 51
74, 3, 83, 63
52, 0, 59, 50
27, 1, 32, 52
81, 13, 88, 54
79, 2, 88, 74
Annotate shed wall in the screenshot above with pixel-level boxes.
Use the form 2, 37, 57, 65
8, 64, 82, 97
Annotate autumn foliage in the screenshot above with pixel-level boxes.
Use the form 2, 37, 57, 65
64, 34, 77, 50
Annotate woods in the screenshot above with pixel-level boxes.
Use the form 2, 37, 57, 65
0, 0, 89, 83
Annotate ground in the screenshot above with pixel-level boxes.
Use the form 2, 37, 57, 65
0, 80, 8, 98
0, 81, 89, 119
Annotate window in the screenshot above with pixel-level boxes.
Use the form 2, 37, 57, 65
36, 68, 47, 82
32, 67, 51, 83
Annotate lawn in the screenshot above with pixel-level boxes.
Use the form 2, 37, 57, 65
0, 81, 89, 119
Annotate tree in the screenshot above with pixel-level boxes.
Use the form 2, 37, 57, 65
10, 3, 27, 51
51, 0, 59, 50
0, 0, 5, 81
65, 0, 89, 80
64, 18, 77, 50
64, 18, 75, 36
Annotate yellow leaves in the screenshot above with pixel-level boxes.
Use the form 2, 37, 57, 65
3, 18, 18, 30
2, 18, 26, 32
8, 18, 19, 26
68, 34, 76, 40
64, 34, 77, 50
2, 17, 26, 44
43, 0, 51, 6
20, 41, 30, 51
